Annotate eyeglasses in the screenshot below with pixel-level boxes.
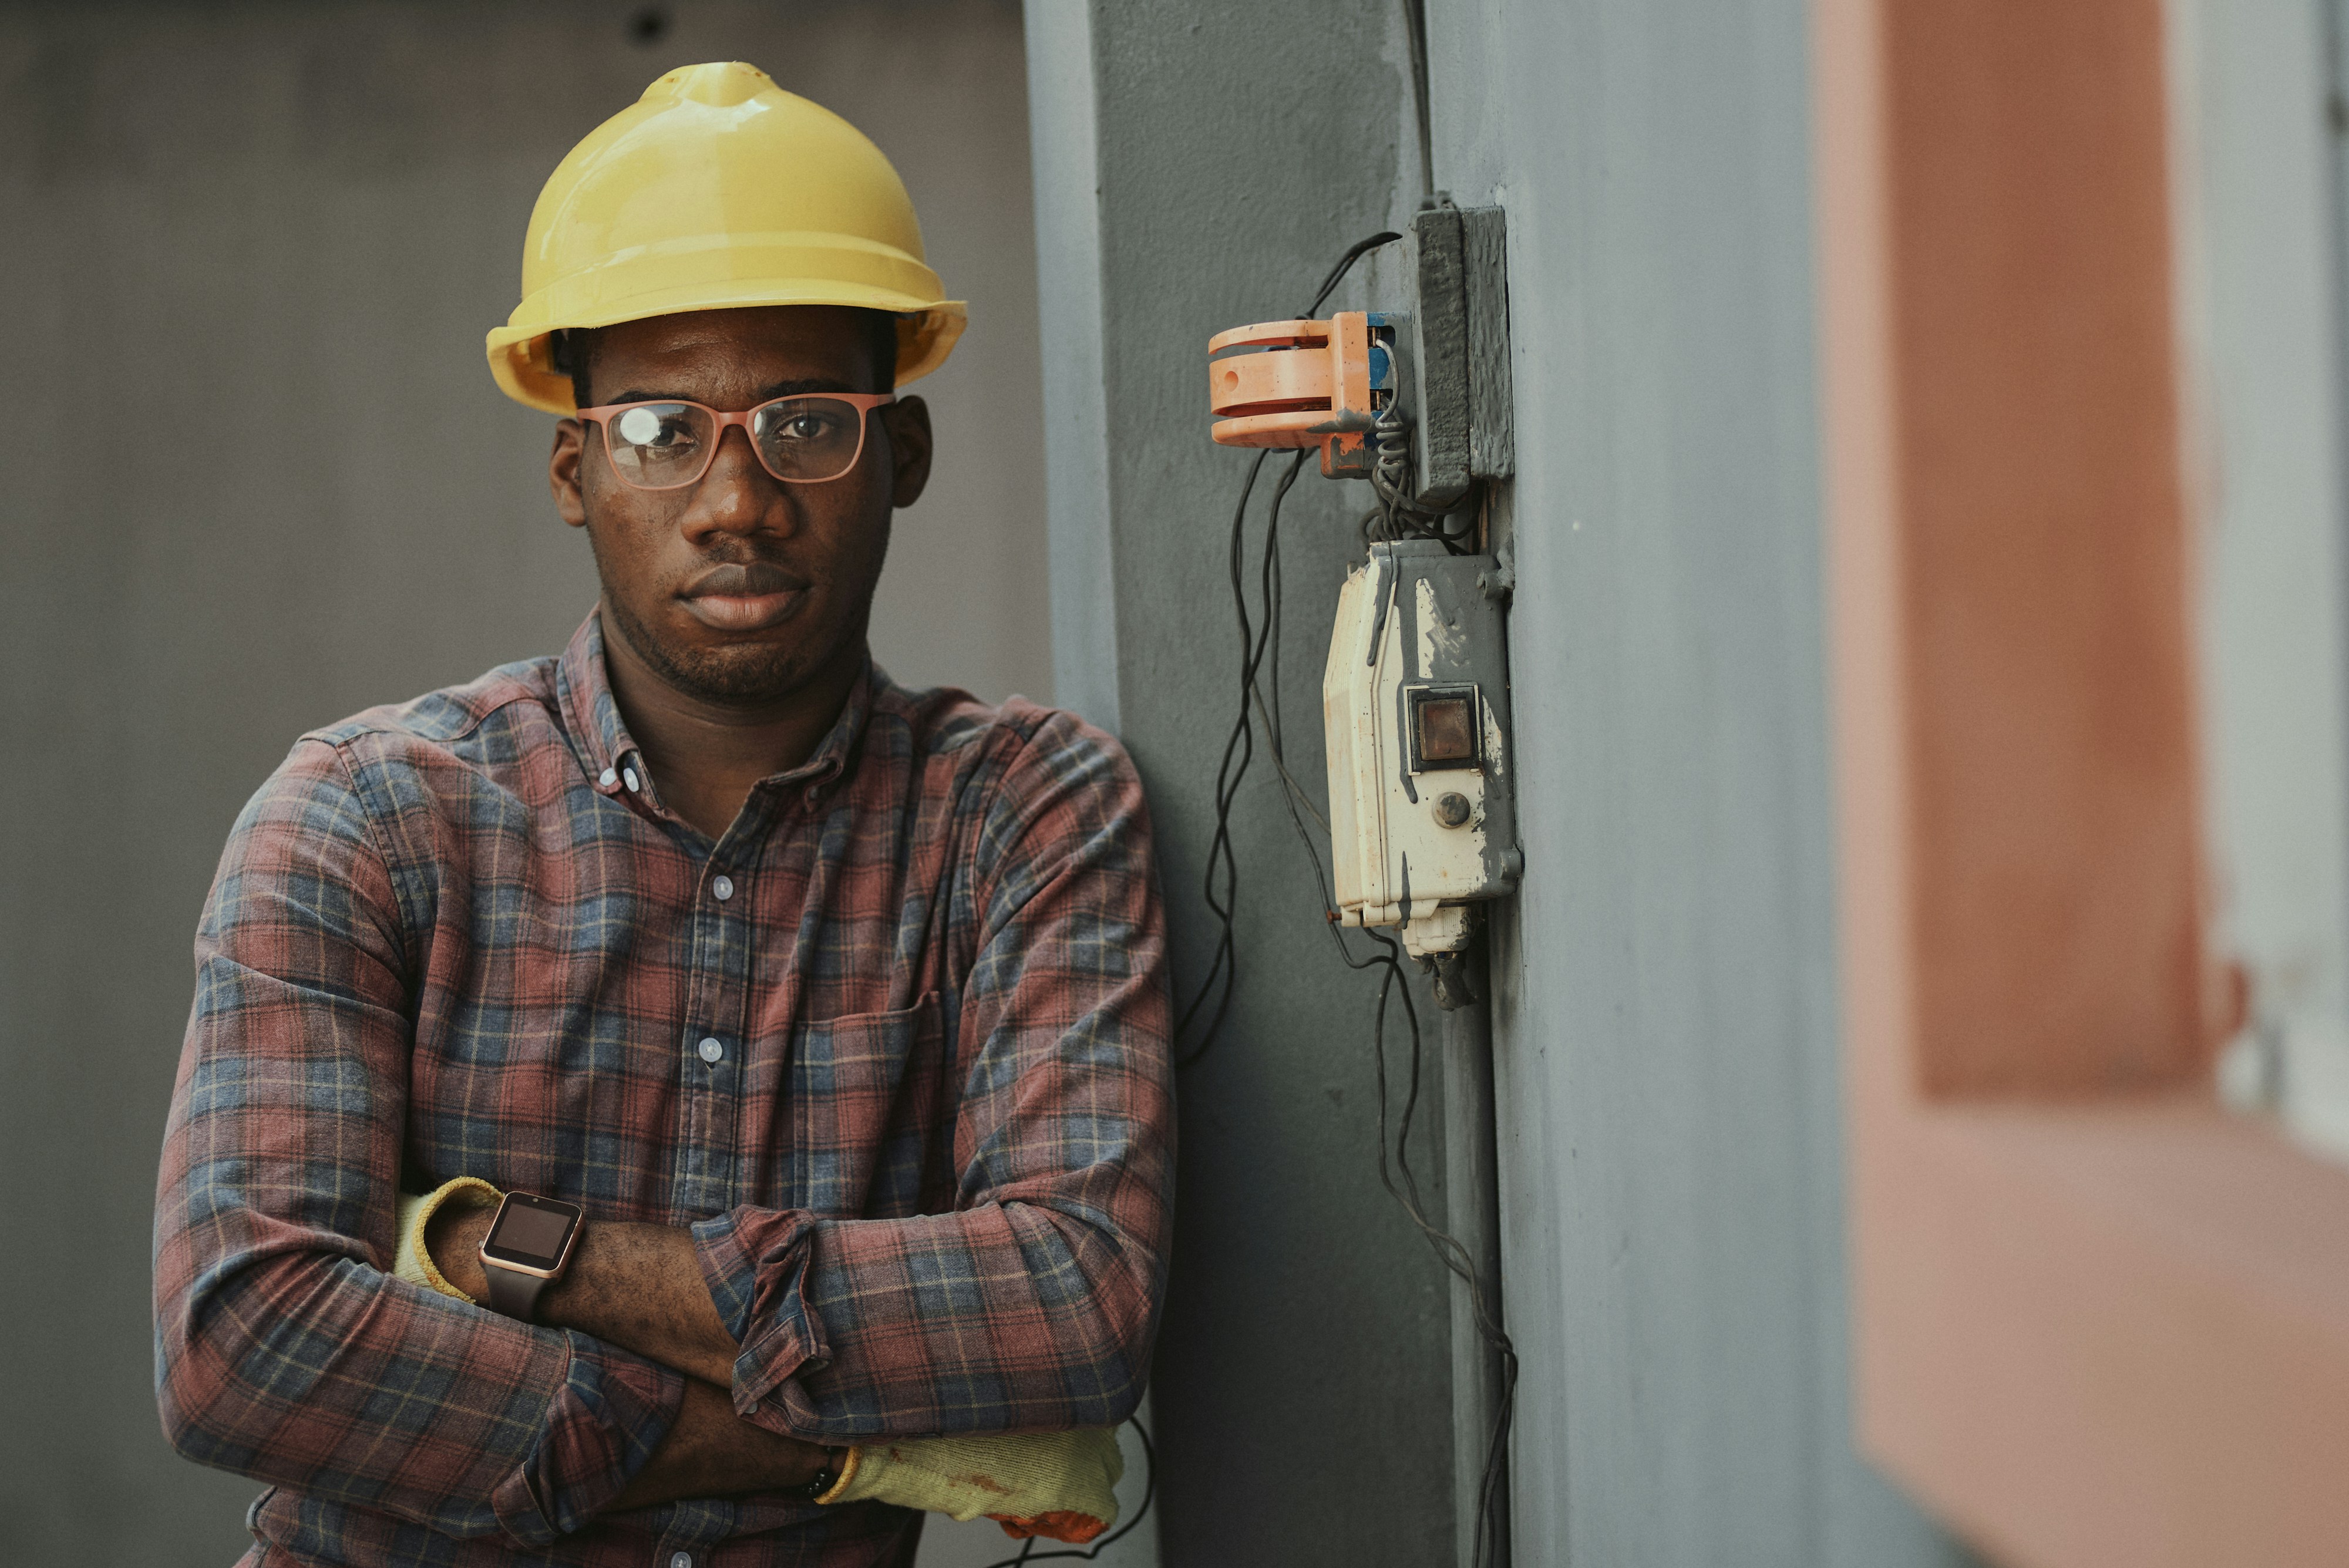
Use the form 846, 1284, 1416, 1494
576, 393, 897, 490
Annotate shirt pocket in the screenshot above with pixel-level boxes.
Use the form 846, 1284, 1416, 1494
787, 992, 944, 1219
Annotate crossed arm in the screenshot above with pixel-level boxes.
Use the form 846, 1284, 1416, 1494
155, 719, 1172, 1546
419, 1204, 830, 1509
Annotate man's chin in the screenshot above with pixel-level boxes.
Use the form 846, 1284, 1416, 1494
604, 598, 810, 704
652, 639, 816, 703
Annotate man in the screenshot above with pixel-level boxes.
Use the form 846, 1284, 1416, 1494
153, 62, 1172, 1567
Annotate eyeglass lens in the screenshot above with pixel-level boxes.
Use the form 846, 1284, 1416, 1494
603, 396, 869, 489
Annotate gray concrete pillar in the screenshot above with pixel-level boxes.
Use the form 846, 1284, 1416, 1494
1027, 2, 1463, 1562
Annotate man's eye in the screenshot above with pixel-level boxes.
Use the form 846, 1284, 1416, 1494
775, 413, 840, 442
616, 407, 695, 447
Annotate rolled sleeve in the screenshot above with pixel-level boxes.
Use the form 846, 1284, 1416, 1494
494, 1333, 685, 1542
692, 1206, 833, 1412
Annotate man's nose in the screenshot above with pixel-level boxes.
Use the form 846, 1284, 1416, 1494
686, 425, 793, 538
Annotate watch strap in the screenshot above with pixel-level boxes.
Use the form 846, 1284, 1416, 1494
796, 1448, 851, 1504
484, 1262, 552, 1323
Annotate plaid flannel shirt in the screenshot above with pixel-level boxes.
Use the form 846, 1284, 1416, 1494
153, 613, 1174, 1567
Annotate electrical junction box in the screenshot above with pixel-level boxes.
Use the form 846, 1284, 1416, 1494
1396, 203, 1516, 509
1324, 539, 1521, 956
1207, 310, 1397, 479
1206, 204, 1515, 510
1204, 205, 1521, 963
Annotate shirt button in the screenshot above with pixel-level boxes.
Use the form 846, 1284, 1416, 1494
598, 768, 617, 789
711, 874, 735, 902
671, 1554, 693, 1568
622, 766, 641, 793
698, 1037, 724, 1064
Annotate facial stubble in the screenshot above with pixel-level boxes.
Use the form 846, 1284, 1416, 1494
581, 507, 887, 707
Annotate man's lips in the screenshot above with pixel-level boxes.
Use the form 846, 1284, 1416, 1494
677, 561, 809, 633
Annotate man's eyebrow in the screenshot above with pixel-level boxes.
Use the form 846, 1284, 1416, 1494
756, 377, 861, 399
599, 378, 865, 406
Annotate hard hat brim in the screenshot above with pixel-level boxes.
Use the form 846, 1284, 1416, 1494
486, 294, 968, 415
494, 64, 968, 415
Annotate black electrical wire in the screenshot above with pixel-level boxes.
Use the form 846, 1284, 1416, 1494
1172, 449, 1310, 1071
1400, 0, 1435, 202
1170, 229, 1519, 1567
1363, 929, 1520, 1568
1168, 449, 1268, 1068
1170, 230, 1395, 1071
1305, 231, 1402, 318
1254, 679, 1522, 1568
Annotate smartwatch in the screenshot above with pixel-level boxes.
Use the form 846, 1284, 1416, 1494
476, 1192, 585, 1323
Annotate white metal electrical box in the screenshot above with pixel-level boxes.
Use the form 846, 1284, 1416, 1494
1323, 539, 1521, 955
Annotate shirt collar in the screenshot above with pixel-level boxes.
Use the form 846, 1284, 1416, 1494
786, 660, 874, 798
556, 609, 874, 810
557, 611, 635, 791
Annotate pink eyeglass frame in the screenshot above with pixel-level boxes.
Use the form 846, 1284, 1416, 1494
576, 393, 897, 490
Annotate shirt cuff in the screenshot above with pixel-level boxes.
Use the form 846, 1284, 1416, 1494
490, 1331, 684, 1546
692, 1207, 834, 1426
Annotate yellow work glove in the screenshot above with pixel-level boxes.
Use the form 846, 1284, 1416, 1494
819, 1428, 1125, 1543
391, 1177, 503, 1302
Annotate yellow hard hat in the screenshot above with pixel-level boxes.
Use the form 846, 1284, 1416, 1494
486, 61, 965, 413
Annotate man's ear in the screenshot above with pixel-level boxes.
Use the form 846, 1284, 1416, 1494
883, 396, 933, 509
550, 419, 588, 528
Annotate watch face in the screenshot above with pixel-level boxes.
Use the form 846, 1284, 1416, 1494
482, 1194, 582, 1271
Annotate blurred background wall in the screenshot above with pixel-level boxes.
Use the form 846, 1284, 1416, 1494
1419, 5, 1968, 1560
0, 3, 1076, 1563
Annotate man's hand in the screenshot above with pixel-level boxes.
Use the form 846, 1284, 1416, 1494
609, 1377, 835, 1510
829, 1428, 1125, 1543
425, 1200, 739, 1385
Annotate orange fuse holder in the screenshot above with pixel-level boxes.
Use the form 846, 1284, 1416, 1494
1207, 311, 1398, 480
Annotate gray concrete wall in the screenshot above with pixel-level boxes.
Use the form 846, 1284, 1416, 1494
1026, 2, 1463, 1563
1424, 1, 1977, 1563
0, 4, 1058, 1563
1031, 0, 1995, 1563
